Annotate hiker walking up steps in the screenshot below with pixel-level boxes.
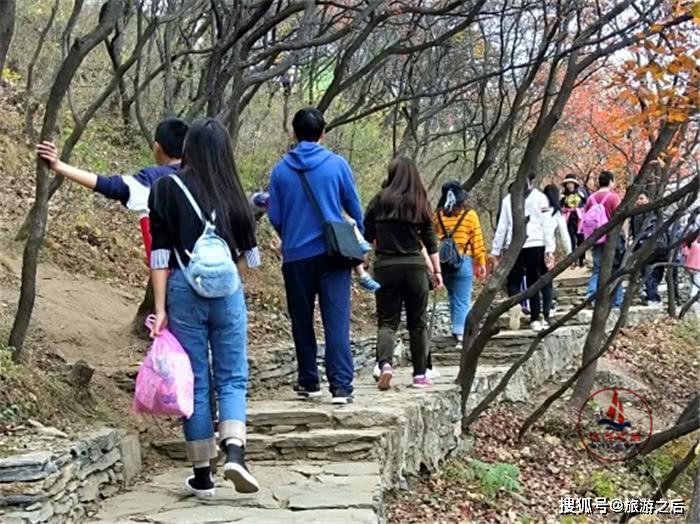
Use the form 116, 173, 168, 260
148, 118, 260, 498
490, 173, 555, 332
541, 184, 573, 327
581, 171, 624, 309
268, 108, 364, 405
364, 157, 442, 390
433, 181, 487, 345
560, 175, 588, 267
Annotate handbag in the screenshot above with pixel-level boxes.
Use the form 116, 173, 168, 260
294, 168, 365, 268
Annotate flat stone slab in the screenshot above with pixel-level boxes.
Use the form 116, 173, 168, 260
90, 463, 381, 524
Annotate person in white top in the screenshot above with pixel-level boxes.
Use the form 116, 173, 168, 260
490, 174, 556, 331
541, 184, 573, 326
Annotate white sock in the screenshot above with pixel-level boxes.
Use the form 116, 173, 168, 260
225, 438, 244, 448
193, 461, 209, 469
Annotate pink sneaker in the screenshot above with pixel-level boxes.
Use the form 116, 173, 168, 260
377, 363, 393, 391
411, 375, 433, 389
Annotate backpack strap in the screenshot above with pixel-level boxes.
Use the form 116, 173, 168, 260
169, 174, 216, 225
438, 210, 468, 239
595, 191, 614, 207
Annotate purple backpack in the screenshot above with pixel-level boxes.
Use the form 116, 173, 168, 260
580, 192, 613, 244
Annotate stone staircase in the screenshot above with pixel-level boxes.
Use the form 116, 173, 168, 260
90, 270, 667, 524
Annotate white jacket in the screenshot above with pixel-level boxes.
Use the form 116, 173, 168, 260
542, 208, 573, 254
491, 189, 556, 256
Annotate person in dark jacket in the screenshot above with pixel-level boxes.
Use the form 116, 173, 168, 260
364, 157, 443, 390
631, 191, 667, 305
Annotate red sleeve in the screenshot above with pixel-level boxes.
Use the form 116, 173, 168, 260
606, 192, 621, 219
139, 216, 152, 267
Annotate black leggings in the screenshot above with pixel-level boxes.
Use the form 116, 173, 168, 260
506, 246, 547, 322
567, 219, 585, 266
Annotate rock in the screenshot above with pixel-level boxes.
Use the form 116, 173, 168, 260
77, 449, 120, 480
0, 452, 55, 483
68, 360, 94, 389
117, 433, 141, 485
4, 502, 53, 524
78, 471, 109, 502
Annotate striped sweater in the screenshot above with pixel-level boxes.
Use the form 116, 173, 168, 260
433, 209, 487, 267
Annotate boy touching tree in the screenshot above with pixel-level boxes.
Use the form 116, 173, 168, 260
36, 118, 189, 262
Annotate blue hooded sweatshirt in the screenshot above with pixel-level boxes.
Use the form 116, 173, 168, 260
268, 141, 364, 263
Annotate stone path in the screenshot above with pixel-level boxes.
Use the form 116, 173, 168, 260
91, 271, 671, 524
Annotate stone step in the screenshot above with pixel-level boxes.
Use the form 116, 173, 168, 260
92, 462, 383, 524
152, 428, 389, 463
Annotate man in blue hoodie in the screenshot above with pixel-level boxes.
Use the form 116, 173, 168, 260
268, 108, 364, 405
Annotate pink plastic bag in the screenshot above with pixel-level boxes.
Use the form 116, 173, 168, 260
133, 316, 194, 418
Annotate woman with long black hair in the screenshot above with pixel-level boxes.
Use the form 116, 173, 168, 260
148, 118, 260, 497
364, 157, 442, 390
541, 184, 572, 326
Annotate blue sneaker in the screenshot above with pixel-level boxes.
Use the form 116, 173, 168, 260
358, 273, 381, 292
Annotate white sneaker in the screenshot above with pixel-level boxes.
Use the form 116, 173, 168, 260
542, 319, 551, 330
426, 368, 441, 380
455, 334, 463, 348
372, 363, 381, 382
530, 320, 543, 332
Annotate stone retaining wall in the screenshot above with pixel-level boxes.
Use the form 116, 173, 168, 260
0, 429, 141, 524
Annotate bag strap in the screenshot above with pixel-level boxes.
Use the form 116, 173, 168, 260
438, 210, 468, 239
169, 174, 216, 225
293, 168, 328, 225
594, 191, 613, 207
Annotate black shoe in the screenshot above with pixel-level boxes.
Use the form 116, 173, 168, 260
331, 388, 355, 405
293, 383, 322, 400
184, 466, 215, 498
223, 444, 259, 494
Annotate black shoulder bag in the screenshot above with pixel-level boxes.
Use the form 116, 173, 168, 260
294, 169, 365, 268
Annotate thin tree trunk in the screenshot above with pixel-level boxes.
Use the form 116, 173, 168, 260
0, 0, 15, 75
689, 461, 700, 524
131, 280, 154, 340
8, 0, 124, 359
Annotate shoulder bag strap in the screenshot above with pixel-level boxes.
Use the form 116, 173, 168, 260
168, 174, 212, 274
169, 174, 215, 224
293, 168, 328, 225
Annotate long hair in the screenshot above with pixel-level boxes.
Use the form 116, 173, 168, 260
374, 157, 431, 223
180, 118, 256, 251
543, 184, 562, 215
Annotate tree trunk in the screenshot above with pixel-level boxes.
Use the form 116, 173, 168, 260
569, 231, 619, 407
131, 280, 154, 340
690, 461, 700, 524
0, 0, 15, 75
8, 0, 124, 359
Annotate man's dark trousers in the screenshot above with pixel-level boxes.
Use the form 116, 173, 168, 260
282, 253, 354, 394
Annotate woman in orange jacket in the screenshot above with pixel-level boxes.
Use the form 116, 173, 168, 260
433, 181, 487, 344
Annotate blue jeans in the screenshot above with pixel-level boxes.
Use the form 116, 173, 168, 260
443, 255, 473, 336
167, 270, 248, 463
282, 254, 354, 394
587, 245, 623, 308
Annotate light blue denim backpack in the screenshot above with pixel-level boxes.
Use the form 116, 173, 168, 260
170, 175, 240, 298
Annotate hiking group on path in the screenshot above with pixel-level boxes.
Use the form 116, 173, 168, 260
35, 107, 700, 499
